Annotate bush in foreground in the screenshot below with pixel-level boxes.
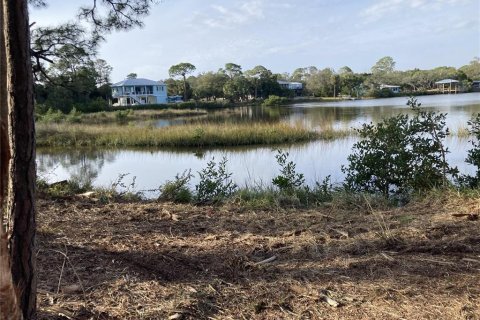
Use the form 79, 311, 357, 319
342, 97, 458, 198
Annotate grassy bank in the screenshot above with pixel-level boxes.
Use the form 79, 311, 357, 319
36, 122, 350, 148
83, 108, 208, 122
36, 190, 480, 319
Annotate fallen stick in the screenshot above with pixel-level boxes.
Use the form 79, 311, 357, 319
462, 258, 480, 264
255, 255, 277, 265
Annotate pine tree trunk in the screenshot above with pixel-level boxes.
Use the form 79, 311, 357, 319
0, 3, 22, 320
1, 0, 36, 318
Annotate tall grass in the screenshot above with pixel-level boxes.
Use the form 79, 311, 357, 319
36, 122, 351, 148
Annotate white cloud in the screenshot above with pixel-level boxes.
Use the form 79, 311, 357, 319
190, 0, 265, 29
361, 0, 471, 21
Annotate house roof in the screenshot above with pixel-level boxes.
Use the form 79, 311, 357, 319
111, 78, 165, 87
435, 79, 459, 84
278, 80, 302, 85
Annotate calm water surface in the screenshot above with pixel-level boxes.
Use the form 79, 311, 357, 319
38, 93, 480, 196
155, 92, 480, 131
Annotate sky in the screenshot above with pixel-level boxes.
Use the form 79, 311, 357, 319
30, 0, 480, 82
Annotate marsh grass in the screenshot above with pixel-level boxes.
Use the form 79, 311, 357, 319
36, 122, 352, 147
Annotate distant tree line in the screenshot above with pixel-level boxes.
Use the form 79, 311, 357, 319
35, 53, 480, 114
167, 56, 480, 102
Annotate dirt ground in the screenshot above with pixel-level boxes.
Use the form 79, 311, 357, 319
37, 193, 480, 320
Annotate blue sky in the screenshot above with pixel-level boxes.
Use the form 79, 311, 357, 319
30, 0, 480, 81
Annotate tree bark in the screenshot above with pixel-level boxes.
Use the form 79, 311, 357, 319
1, 0, 36, 319
0, 2, 22, 320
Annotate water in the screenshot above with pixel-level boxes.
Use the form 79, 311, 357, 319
153, 93, 480, 131
37, 93, 480, 196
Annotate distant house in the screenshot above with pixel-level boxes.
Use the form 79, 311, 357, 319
278, 80, 303, 90
435, 79, 460, 94
380, 84, 401, 94
278, 80, 303, 96
472, 80, 480, 92
111, 78, 167, 106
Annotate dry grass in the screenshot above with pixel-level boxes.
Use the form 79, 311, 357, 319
37, 192, 480, 319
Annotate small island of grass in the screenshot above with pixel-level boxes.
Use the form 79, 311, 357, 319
36, 122, 352, 148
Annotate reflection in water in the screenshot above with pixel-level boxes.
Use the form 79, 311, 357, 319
152, 93, 480, 132
37, 93, 480, 197
37, 149, 117, 187
38, 136, 476, 198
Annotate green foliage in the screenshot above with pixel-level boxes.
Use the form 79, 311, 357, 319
66, 107, 83, 123
223, 76, 250, 102
223, 63, 243, 78
245, 65, 283, 99
304, 67, 338, 97
195, 157, 237, 203
343, 97, 458, 197
270, 150, 333, 206
371, 56, 396, 74
115, 109, 133, 123
169, 62, 196, 101
159, 170, 193, 203
272, 150, 305, 193
191, 71, 228, 101
369, 88, 396, 98
169, 62, 196, 78
463, 114, 480, 187
81, 97, 109, 113
38, 108, 65, 123
460, 57, 480, 81
98, 173, 143, 202
262, 95, 289, 106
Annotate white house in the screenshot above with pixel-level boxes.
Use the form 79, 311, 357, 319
380, 84, 401, 93
111, 78, 168, 106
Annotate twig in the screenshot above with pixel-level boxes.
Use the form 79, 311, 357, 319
56, 246, 67, 294
255, 255, 277, 265
50, 249, 88, 306
411, 257, 455, 266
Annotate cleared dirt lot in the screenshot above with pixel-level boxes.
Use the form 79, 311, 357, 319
37, 194, 480, 319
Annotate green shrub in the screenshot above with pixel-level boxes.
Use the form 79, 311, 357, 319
272, 150, 333, 206
462, 113, 480, 187
159, 170, 193, 203
369, 88, 395, 98
262, 95, 289, 106
39, 108, 66, 123
195, 157, 237, 203
272, 150, 305, 193
342, 97, 458, 197
177, 101, 197, 108
115, 109, 133, 123
86, 97, 109, 112
97, 173, 142, 202
66, 107, 83, 123
35, 103, 50, 117
309, 176, 334, 203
